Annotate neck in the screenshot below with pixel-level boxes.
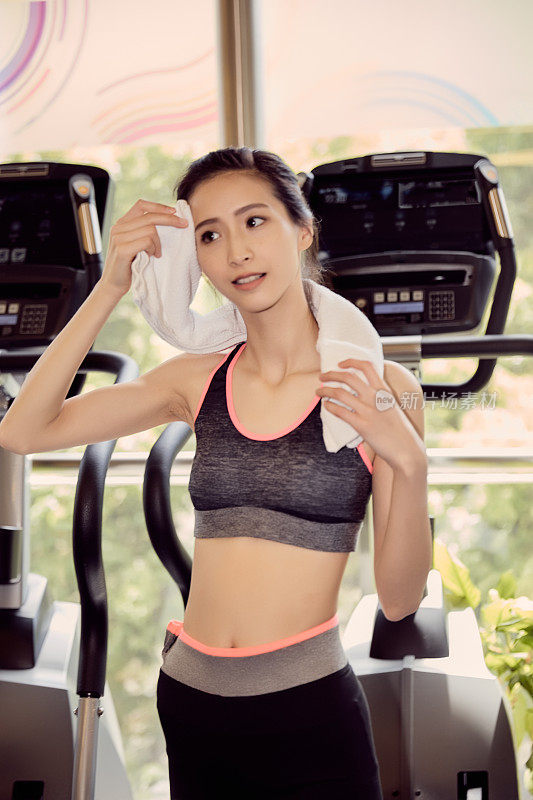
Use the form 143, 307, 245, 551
236, 276, 320, 385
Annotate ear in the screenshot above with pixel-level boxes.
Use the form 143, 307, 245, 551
298, 222, 314, 253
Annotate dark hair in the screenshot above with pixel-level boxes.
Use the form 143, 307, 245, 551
173, 146, 327, 309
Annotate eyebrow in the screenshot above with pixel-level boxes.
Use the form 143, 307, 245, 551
194, 203, 270, 233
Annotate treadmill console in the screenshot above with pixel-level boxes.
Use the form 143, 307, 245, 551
0, 162, 111, 348
306, 152, 512, 336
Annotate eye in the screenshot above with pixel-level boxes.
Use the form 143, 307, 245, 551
247, 215, 266, 228
199, 215, 266, 244
200, 229, 219, 244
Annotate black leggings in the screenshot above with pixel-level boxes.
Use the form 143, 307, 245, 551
157, 661, 383, 799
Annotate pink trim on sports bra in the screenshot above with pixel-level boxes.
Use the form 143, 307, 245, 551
227, 342, 323, 442
192, 343, 373, 475
193, 350, 233, 423
166, 612, 339, 657
357, 442, 374, 474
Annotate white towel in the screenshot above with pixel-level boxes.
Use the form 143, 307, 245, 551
131, 199, 384, 453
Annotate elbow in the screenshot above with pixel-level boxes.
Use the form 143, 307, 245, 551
378, 566, 431, 622
383, 605, 416, 622
0, 431, 29, 456
382, 595, 425, 622
381, 605, 405, 622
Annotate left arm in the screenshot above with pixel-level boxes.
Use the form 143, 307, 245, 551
371, 361, 432, 620
317, 358, 432, 622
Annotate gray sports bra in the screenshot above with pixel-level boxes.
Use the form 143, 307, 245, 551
188, 342, 373, 553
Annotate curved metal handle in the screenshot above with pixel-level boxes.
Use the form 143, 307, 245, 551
418, 334, 533, 394
0, 349, 139, 696
143, 421, 194, 605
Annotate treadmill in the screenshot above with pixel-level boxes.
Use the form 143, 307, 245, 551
0, 162, 135, 799
302, 151, 527, 800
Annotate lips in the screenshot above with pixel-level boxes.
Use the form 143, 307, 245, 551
232, 272, 266, 284
232, 273, 267, 290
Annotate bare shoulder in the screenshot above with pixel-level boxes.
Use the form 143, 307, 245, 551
383, 359, 421, 390
383, 359, 425, 439
157, 349, 231, 428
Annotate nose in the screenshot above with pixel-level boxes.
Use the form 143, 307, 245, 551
227, 229, 253, 265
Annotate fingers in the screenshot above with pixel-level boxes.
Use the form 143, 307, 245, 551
319, 370, 369, 395
111, 200, 190, 259
321, 361, 380, 391
115, 224, 165, 258
317, 384, 362, 412
117, 210, 188, 233
113, 214, 187, 257
121, 198, 177, 221
119, 199, 189, 229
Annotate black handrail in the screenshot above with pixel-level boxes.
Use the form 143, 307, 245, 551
0, 350, 138, 698
143, 422, 194, 604
420, 334, 533, 394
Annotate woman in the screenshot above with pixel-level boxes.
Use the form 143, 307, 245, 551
155, 147, 432, 799
0, 146, 432, 799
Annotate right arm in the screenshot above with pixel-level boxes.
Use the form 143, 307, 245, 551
0, 199, 190, 455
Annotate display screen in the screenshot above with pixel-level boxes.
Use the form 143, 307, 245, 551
311, 168, 489, 256
0, 181, 81, 267
399, 179, 480, 208
316, 177, 480, 211
374, 300, 424, 314
318, 180, 395, 208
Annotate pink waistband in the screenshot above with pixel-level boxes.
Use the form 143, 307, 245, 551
166, 612, 339, 657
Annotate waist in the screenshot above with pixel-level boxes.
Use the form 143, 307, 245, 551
160, 612, 348, 695
181, 597, 341, 647
169, 611, 339, 656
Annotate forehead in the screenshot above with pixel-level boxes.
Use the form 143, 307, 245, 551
188, 171, 279, 213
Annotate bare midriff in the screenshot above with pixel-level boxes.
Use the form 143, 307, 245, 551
179, 349, 376, 649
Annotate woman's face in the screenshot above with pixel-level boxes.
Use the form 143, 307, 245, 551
188, 171, 313, 303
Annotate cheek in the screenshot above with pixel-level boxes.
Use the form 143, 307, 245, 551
196, 245, 217, 272
262, 225, 293, 255
198, 253, 226, 290
276, 223, 302, 256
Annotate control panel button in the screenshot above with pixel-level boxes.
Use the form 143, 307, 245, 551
8, 303, 19, 313
0, 303, 6, 314
355, 298, 367, 308
0, 249, 9, 263
373, 292, 385, 303
394, 212, 406, 231
413, 290, 424, 301
387, 291, 398, 302
400, 291, 410, 301
429, 290, 455, 320
11, 248, 27, 262
20, 303, 47, 334
363, 213, 374, 232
